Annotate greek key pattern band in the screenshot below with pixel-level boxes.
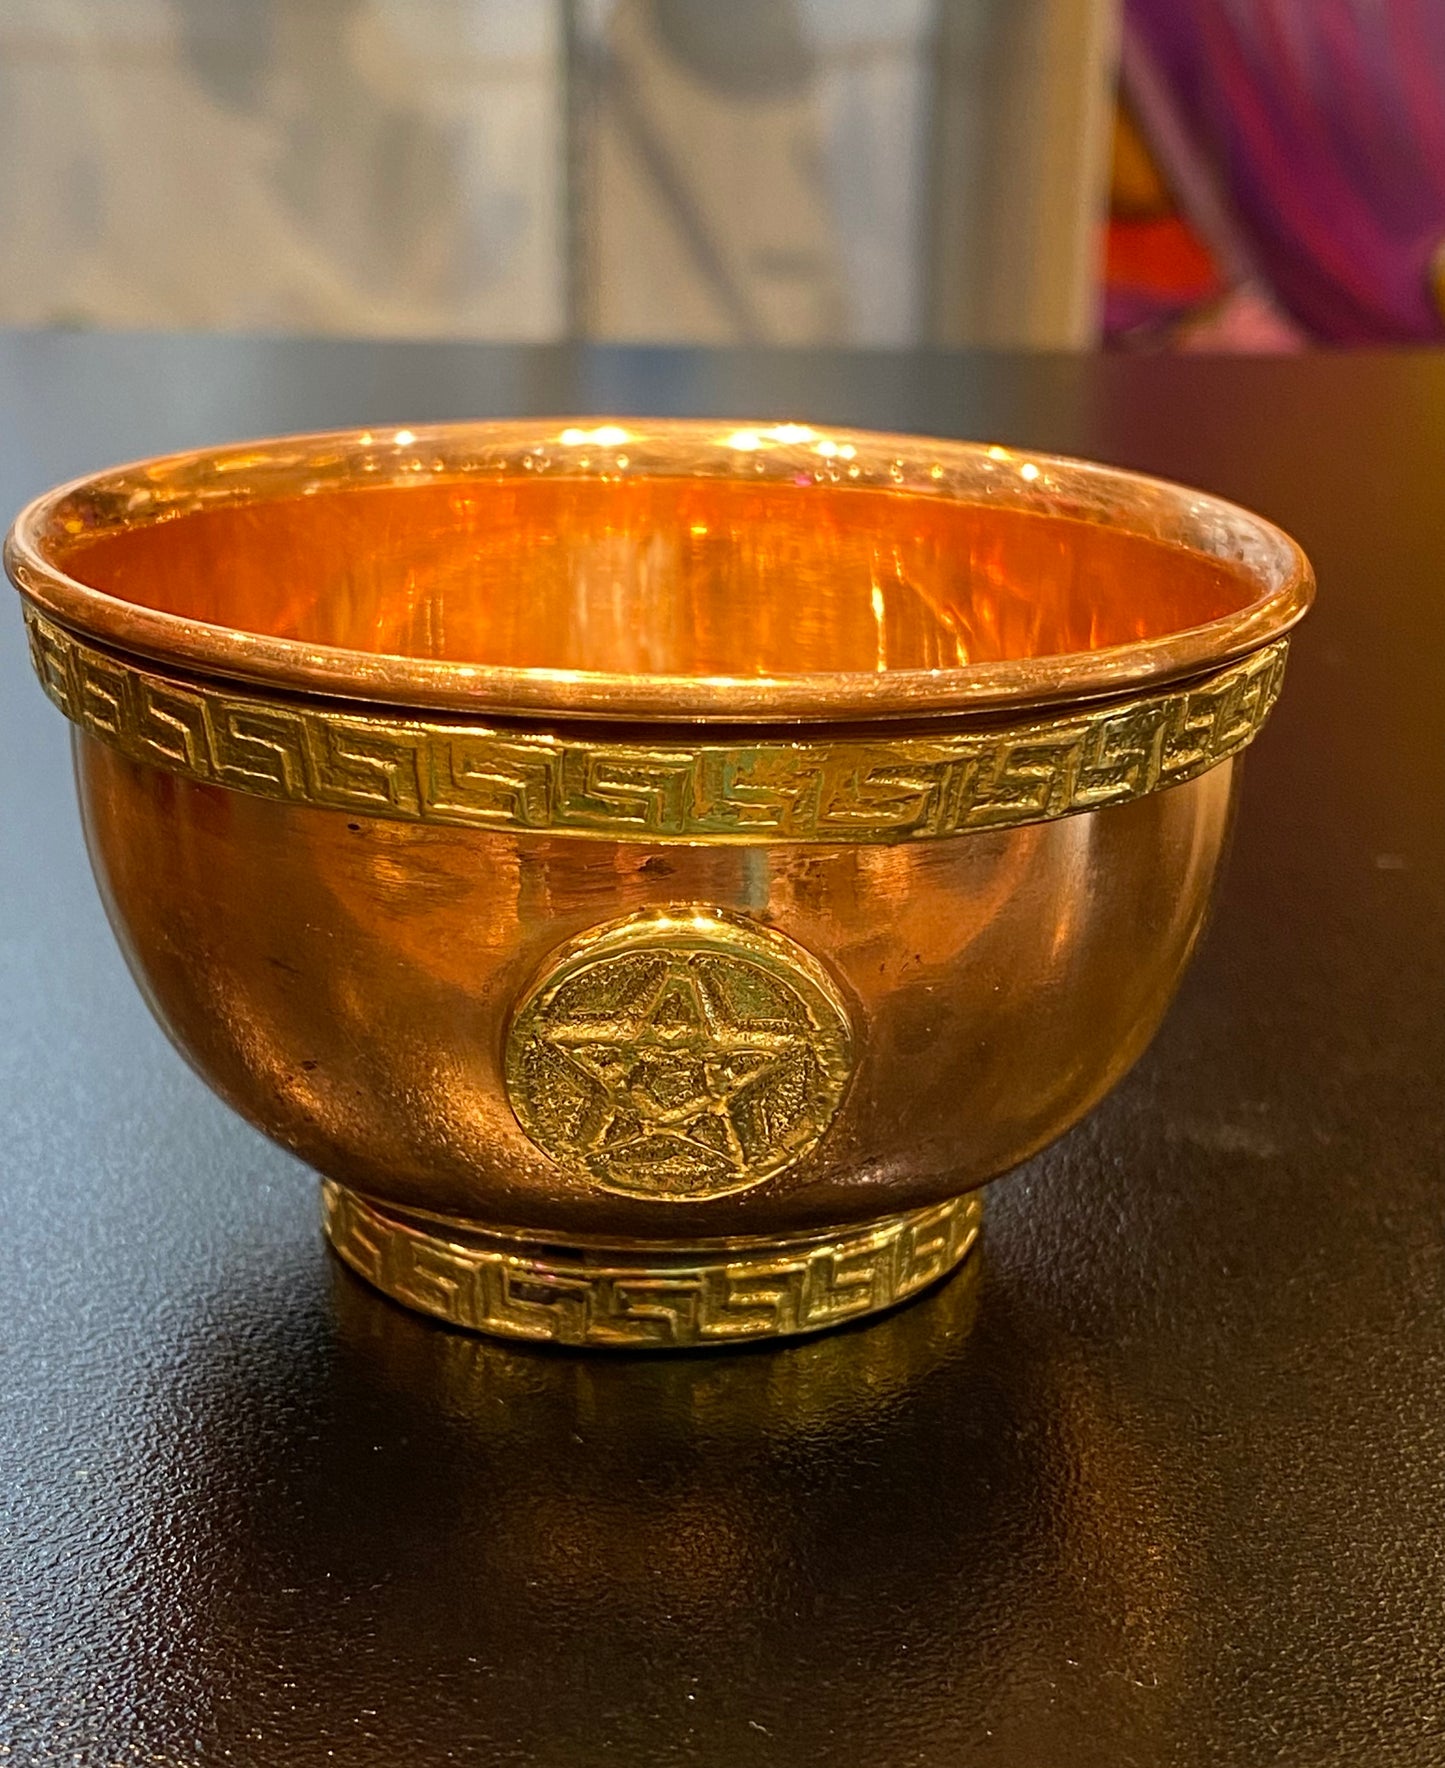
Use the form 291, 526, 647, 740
321, 1179, 982, 1348
25, 604, 1286, 845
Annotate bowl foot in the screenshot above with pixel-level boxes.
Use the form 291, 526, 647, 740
320, 1179, 982, 1351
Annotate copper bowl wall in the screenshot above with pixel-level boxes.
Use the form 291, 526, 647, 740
5, 421, 1313, 1349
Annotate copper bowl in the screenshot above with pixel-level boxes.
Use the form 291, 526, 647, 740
5, 420, 1313, 1348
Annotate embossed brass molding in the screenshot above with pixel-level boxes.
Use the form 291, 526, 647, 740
6, 420, 1313, 1347
503, 909, 856, 1200
24, 607, 1287, 845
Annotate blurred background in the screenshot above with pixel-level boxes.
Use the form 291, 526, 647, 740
1, 0, 1441, 352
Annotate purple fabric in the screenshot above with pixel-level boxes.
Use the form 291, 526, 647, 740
1126, 0, 1445, 343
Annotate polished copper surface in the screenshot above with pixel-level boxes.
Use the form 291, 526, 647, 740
6, 420, 1311, 720
6, 419, 1313, 1346
74, 735, 1236, 1240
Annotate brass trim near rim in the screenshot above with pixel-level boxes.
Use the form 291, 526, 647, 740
321, 1179, 984, 1348
23, 605, 1288, 844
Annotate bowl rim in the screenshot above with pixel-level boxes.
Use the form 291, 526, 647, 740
4, 417, 1315, 725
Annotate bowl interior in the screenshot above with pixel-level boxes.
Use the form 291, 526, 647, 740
9, 423, 1312, 720
48, 474, 1261, 682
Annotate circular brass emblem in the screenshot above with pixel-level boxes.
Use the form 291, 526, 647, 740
505, 909, 854, 1200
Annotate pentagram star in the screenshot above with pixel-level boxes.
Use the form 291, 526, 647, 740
532, 950, 819, 1192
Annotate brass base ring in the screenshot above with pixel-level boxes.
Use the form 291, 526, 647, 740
321, 1180, 982, 1350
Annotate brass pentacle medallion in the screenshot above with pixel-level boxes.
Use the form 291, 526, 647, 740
504, 909, 855, 1200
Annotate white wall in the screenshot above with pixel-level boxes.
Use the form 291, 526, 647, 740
0, 0, 1116, 346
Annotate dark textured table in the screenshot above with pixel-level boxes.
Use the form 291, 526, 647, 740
2, 334, 1442, 1768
